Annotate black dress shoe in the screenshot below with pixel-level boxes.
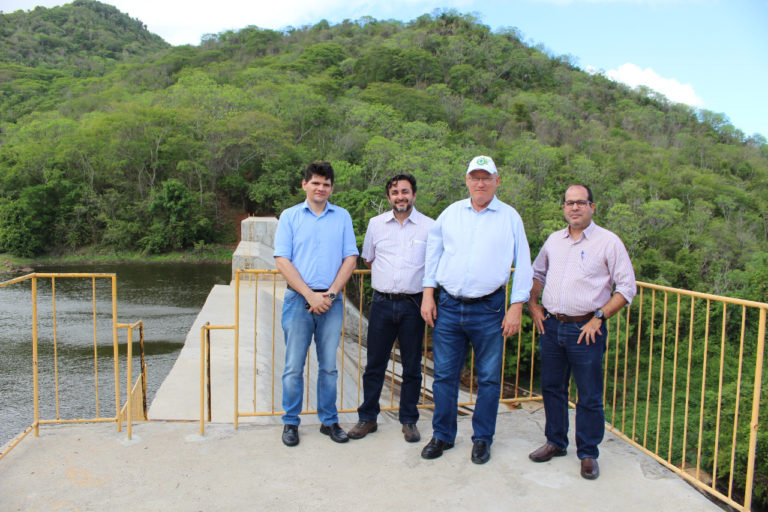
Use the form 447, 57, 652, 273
421, 437, 454, 459
320, 422, 349, 443
528, 443, 567, 462
471, 440, 491, 464
282, 424, 299, 447
402, 423, 421, 443
580, 457, 599, 480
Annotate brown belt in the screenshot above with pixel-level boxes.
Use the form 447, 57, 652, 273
545, 309, 594, 323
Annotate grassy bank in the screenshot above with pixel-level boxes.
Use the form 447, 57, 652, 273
0, 244, 234, 272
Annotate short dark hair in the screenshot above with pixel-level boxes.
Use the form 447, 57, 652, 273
565, 184, 593, 203
304, 161, 335, 185
385, 174, 417, 196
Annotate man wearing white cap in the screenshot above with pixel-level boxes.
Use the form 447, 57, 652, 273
420, 155, 533, 464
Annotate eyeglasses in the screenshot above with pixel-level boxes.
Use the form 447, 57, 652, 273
467, 176, 495, 183
563, 200, 592, 208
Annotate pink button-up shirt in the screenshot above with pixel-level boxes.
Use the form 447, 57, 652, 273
362, 208, 434, 294
532, 222, 636, 316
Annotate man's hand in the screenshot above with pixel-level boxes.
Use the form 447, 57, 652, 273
421, 289, 437, 327
501, 302, 523, 337
528, 302, 547, 334
306, 291, 331, 314
577, 317, 603, 345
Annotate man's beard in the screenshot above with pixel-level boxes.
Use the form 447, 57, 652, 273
394, 202, 413, 213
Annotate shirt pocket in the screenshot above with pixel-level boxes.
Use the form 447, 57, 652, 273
580, 252, 605, 276
407, 239, 427, 267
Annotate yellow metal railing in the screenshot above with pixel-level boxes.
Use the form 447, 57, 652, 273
206, 269, 765, 512
598, 282, 766, 512
0, 273, 147, 460
214, 269, 538, 432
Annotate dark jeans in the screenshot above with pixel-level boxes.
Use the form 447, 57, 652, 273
431, 288, 506, 444
539, 315, 607, 459
358, 292, 425, 424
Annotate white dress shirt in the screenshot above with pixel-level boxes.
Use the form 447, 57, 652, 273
362, 208, 434, 294
423, 196, 533, 303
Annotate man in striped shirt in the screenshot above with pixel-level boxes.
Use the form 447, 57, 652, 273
347, 174, 434, 443
527, 184, 636, 480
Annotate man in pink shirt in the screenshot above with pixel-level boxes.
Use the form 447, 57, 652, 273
527, 184, 636, 480
347, 174, 434, 443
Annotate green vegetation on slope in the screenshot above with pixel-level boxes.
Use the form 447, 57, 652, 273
1, 4, 767, 506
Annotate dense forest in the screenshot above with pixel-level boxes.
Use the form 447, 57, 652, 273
1, 1, 767, 507
1, 1, 766, 303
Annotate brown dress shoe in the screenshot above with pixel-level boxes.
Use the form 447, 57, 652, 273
580, 457, 599, 479
528, 443, 567, 462
347, 421, 377, 439
402, 423, 420, 443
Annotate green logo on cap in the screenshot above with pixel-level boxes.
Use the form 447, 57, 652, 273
477, 157, 488, 165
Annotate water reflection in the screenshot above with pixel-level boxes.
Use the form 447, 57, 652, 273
0, 262, 230, 446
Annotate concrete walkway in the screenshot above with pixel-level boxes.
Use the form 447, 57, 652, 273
0, 407, 722, 511
0, 276, 725, 511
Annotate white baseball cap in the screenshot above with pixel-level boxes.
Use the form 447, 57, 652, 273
466, 155, 498, 175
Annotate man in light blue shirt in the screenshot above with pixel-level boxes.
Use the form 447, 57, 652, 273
273, 161, 358, 447
420, 155, 533, 464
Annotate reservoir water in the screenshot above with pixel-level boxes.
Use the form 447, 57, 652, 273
0, 262, 230, 447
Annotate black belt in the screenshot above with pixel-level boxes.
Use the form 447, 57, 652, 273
544, 309, 594, 323
375, 291, 422, 301
441, 286, 504, 304
287, 286, 328, 293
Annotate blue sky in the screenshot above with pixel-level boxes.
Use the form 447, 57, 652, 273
4, 0, 767, 138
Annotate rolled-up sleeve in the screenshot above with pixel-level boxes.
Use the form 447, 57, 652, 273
422, 213, 444, 288
361, 218, 375, 262
531, 241, 550, 285
608, 237, 636, 305
341, 210, 359, 258
273, 210, 293, 260
509, 214, 533, 303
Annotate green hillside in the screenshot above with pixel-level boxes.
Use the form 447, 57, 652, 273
1, 4, 767, 507
0, 4, 766, 304
0, 0, 168, 68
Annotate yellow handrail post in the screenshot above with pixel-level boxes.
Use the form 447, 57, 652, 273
743, 307, 766, 511
200, 323, 208, 435
32, 274, 39, 437
92, 277, 100, 417
234, 270, 240, 429
207, 327, 212, 422
112, 275, 121, 432
126, 326, 133, 440
140, 322, 147, 419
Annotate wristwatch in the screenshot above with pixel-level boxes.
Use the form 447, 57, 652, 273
328, 292, 337, 301
594, 309, 604, 320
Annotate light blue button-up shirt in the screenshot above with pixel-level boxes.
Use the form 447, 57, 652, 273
273, 200, 359, 290
423, 196, 533, 303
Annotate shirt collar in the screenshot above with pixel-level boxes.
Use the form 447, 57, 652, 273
561, 221, 596, 240
302, 199, 335, 216
385, 207, 421, 225
461, 196, 501, 212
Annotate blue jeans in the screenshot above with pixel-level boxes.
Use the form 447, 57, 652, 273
358, 292, 425, 424
539, 315, 606, 459
281, 288, 343, 426
431, 288, 505, 444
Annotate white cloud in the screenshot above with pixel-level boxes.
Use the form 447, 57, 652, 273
106, 0, 454, 45
605, 62, 704, 107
